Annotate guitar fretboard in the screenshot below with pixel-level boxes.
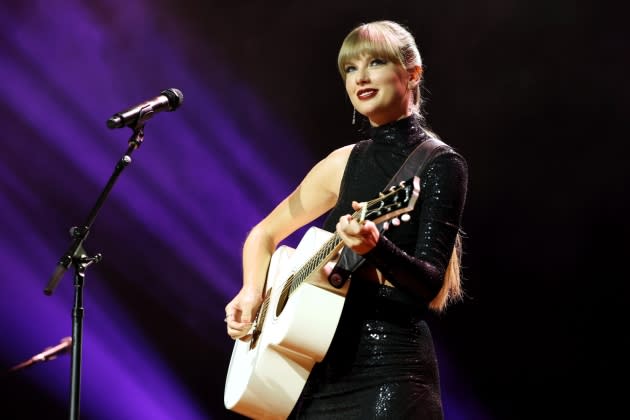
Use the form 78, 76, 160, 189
288, 233, 344, 294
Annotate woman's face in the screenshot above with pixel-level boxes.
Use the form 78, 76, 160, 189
344, 53, 412, 126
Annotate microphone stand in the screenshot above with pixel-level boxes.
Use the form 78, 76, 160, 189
43, 124, 146, 420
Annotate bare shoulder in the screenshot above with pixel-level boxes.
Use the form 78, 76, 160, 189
307, 144, 354, 190
258, 144, 356, 242
322, 144, 354, 175
329, 144, 354, 159
295, 144, 355, 207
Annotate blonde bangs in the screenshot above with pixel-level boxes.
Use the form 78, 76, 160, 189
337, 25, 404, 79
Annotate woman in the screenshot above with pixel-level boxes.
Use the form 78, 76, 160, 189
225, 20, 468, 419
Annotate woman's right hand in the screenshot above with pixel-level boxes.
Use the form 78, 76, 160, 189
225, 287, 263, 340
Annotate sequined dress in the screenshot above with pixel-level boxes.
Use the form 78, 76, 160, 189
288, 115, 468, 419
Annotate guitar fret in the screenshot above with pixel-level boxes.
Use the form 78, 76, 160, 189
289, 234, 342, 294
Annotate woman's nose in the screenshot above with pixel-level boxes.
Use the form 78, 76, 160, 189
355, 67, 369, 84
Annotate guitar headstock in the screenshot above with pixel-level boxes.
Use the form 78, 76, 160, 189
354, 176, 420, 226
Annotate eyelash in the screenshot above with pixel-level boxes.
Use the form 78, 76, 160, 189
345, 58, 386, 73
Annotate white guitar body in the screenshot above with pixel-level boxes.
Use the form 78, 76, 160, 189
224, 226, 349, 419
223, 176, 420, 419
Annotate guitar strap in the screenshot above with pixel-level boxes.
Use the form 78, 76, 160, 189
328, 136, 451, 288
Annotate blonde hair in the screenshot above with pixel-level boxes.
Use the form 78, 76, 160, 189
337, 20, 423, 112
429, 232, 464, 312
339, 21, 464, 312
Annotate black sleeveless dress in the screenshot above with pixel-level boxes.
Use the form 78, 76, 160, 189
289, 115, 468, 419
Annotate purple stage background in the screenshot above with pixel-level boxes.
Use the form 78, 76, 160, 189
1, 1, 626, 419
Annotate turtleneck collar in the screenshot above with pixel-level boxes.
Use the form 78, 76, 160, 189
368, 114, 427, 150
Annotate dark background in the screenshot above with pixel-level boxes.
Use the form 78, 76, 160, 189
1, 1, 627, 419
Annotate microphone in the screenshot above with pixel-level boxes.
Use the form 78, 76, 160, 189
106, 88, 184, 129
8, 337, 73, 373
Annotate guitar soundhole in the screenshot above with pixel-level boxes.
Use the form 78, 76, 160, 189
250, 313, 263, 349
250, 328, 261, 349
275, 276, 292, 317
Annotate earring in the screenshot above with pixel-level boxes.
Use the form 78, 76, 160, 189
352, 108, 356, 125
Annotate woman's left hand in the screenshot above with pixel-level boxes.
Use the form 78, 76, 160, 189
336, 201, 379, 255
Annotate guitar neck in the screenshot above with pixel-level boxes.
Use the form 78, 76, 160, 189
283, 233, 344, 296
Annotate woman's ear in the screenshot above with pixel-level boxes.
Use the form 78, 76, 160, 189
408, 65, 423, 88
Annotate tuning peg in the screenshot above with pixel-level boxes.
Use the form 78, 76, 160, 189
401, 214, 410, 222
391, 217, 401, 226
383, 221, 390, 230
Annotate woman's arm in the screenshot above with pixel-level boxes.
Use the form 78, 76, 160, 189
225, 145, 353, 339
338, 152, 468, 303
